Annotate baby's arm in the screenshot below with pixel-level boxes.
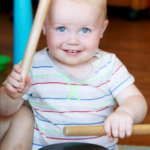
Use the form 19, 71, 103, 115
104, 84, 147, 141
0, 64, 32, 116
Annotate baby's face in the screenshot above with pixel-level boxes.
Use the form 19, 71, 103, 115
43, 0, 108, 66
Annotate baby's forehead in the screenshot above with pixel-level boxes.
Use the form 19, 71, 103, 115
48, 0, 106, 19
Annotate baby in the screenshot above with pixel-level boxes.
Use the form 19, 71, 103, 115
0, 0, 147, 150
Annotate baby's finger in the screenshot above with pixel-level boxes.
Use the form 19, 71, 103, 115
13, 64, 22, 73
104, 121, 111, 136
108, 136, 114, 142
24, 77, 32, 93
126, 122, 132, 137
10, 71, 23, 82
112, 122, 119, 138
5, 82, 18, 94
7, 76, 24, 90
119, 121, 125, 139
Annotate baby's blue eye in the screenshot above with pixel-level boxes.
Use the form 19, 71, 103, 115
58, 27, 66, 32
81, 28, 89, 33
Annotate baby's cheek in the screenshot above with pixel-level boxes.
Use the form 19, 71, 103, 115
47, 35, 62, 48
85, 38, 99, 50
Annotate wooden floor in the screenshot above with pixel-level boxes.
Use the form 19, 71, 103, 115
0, 11, 150, 146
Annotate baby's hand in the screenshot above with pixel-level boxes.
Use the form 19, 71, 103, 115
104, 110, 133, 142
4, 64, 32, 99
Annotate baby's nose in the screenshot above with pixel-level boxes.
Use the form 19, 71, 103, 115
66, 34, 80, 45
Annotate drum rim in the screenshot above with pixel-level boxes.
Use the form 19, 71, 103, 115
39, 142, 108, 150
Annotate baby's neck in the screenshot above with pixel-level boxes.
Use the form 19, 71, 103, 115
51, 55, 97, 78
58, 62, 92, 78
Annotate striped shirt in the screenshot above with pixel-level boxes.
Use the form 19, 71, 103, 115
23, 48, 134, 150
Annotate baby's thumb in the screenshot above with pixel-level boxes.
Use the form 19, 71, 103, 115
24, 77, 32, 93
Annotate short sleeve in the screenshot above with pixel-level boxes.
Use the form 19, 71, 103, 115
22, 68, 33, 101
108, 54, 135, 97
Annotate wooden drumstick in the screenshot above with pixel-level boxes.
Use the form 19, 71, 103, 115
20, 0, 51, 80
63, 124, 150, 136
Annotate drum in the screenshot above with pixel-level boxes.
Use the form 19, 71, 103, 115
39, 142, 108, 150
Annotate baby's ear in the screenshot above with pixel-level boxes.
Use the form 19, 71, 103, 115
43, 25, 46, 35
100, 20, 109, 38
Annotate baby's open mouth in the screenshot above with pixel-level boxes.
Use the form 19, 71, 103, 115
63, 50, 81, 56
64, 50, 81, 53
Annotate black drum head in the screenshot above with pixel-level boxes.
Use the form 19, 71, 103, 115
39, 142, 108, 150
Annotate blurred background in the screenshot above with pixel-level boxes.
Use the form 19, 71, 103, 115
0, 0, 150, 147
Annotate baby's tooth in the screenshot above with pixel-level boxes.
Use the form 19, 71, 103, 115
69, 50, 72, 53
73, 51, 77, 53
